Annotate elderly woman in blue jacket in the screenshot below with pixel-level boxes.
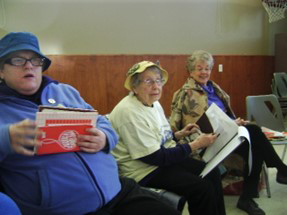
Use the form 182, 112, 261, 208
0, 32, 180, 215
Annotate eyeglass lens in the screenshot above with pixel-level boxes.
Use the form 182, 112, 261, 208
142, 79, 164, 86
5, 57, 45, 66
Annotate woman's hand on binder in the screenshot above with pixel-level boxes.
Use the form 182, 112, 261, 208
77, 128, 107, 153
235, 117, 249, 126
189, 133, 218, 151
174, 123, 200, 140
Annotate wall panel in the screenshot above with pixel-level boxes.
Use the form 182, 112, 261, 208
45, 55, 274, 118
275, 33, 287, 73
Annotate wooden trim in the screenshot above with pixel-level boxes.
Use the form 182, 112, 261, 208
45, 55, 274, 117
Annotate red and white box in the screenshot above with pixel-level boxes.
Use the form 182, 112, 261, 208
35, 106, 98, 155
37, 124, 93, 155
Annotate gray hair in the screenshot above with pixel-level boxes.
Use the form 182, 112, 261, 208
130, 66, 163, 90
0, 54, 10, 70
0, 61, 5, 70
0, 59, 4, 82
186, 50, 214, 73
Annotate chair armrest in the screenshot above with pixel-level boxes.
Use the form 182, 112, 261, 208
141, 187, 186, 212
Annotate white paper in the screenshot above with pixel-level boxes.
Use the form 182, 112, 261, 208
199, 103, 251, 178
36, 112, 98, 127
202, 104, 239, 162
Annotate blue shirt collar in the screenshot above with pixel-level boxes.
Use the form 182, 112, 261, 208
0, 75, 58, 104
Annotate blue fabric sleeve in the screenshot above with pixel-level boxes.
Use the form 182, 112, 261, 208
96, 115, 119, 152
0, 125, 14, 161
138, 143, 192, 166
0, 192, 21, 215
172, 132, 178, 141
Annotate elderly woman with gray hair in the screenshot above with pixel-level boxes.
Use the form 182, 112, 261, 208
109, 60, 226, 215
169, 50, 287, 215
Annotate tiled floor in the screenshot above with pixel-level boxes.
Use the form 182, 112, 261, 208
182, 145, 287, 215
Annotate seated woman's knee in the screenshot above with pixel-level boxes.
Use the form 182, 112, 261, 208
245, 124, 261, 133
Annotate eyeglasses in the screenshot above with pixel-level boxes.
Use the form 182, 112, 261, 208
4, 57, 46, 67
140, 78, 164, 86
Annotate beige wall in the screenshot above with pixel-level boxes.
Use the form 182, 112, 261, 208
0, 0, 286, 55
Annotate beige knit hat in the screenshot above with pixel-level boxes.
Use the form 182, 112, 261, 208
124, 61, 168, 91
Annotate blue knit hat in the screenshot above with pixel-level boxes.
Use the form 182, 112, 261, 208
0, 32, 51, 71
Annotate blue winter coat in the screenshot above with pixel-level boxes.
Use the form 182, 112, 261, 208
0, 82, 121, 215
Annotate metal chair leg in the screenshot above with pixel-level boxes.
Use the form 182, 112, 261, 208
262, 163, 271, 198
281, 145, 287, 161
